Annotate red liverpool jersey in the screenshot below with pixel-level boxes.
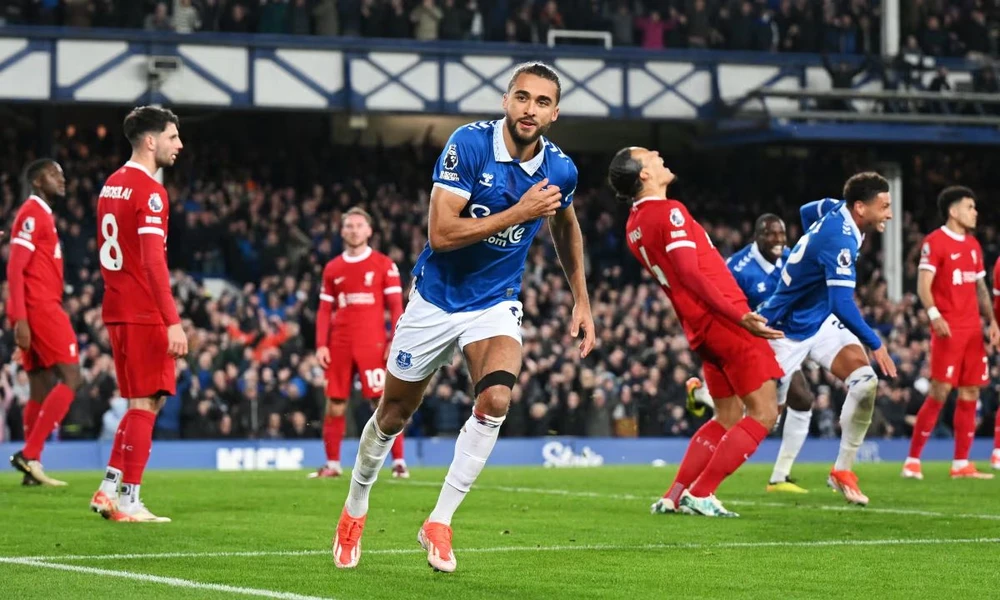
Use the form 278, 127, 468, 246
625, 197, 751, 347
6, 196, 64, 322
919, 226, 985, 331
97, 161, 177, 326
317, 248, 402, 345
992, 255, 1000, 325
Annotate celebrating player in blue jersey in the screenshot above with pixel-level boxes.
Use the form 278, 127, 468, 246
759, 172, 897, 507
332, 62, 595, 573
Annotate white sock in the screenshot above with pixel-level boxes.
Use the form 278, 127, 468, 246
326, 460, 341, 470
952, 459, 969, 470
770, 408, 812, 483
428, 412, 505, 526
345, 416, 396, 518
834, 366, 878, 472
99, 467, 122, 496
119, 483, 140, 511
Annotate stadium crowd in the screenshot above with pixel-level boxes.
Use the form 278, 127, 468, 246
3, 118, 1000, 445
0, 0, 998, 57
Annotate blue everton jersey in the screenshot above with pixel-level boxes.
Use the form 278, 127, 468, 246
727, 242, 789, 310
759, 199, 863, 340
413, 119, 578, 312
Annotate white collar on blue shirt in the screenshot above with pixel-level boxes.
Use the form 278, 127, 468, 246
492, 119, 546, 176
838, 203, 864, 246
750, 241, 781, 274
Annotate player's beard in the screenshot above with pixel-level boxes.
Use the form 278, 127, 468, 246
155, 147, 177, 169
505, 114, 550, 148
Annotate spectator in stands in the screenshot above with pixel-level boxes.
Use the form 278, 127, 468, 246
411, 0, 443, 41
312, 0, 339, 36
145, 2, 174, 32
173, 0, 202, 34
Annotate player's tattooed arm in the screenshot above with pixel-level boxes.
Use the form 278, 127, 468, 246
549, 205, 595, 357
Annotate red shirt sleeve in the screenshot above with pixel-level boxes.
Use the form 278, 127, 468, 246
668, 244, 746, 326
383, 259, 404, 337
918, 234, 942, 275
316, 262, 336, 348
137, 187, 179, 325
6, 208, 35, 324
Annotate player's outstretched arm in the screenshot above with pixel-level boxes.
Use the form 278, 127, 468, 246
917, 268, 950, 338
427, 181, 561, 252
548, 205, 595, 357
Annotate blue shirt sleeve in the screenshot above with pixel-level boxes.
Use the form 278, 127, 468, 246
431, 125, 483, 200
800, 198, 839, 230
548, 141, 576, 209
828, 285, 882, 349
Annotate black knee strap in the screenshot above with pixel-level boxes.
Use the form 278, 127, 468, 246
475, 371, 517, 397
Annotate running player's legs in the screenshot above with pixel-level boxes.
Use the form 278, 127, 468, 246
417, 299, 523, 571
809, 317, 875, 504
335, 288, 460, 569
92, 323, 173, 522
355, 343, 407, 476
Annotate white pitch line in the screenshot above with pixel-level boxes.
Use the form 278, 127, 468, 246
15, 537, 1000, 563
394, 480, 1000, 521
0, 557, 335, 600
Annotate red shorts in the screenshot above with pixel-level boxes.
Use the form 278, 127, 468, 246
325, 342, 387, 400
930, 329, 988, 387
696, 319, 784, 399
107, 323, 176, 399
21, 309, 78, 372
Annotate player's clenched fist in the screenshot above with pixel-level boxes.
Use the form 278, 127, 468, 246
166, 323, 188, 358
516, 178, 562, 220
316, 346, 332, 369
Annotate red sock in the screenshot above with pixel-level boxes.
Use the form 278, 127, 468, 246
953, 399, 977, 461
391, 432, 405, 461
22, 400, 41, 441
108, 412, 131, 472
22, 384, 75, 460
689, 417, 769, 497
122, 409, 156, 485
908, 395, 944, 460
664, 419, 727, 504
323, 414, 346, 462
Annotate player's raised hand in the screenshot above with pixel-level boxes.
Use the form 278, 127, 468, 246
13, 319, 30, 351
516, 178, 562, 220
570, 302, 596, 358
930, 315, 951, 338
739, 312, 784, 339
166, 323, 188, 358
317, 346, 332, 369
870, 346, 897, 378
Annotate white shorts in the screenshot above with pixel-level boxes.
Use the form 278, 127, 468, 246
386, 287, 523, 382
768, 314, 863, 405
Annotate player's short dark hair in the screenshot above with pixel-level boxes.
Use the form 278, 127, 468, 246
842, 172, 889, 205
607, 147, 643, 204
341, 206, 373, 226
754, 213, 783, 233
937, 185, 976, 220
507, 62, 561, 103
123, 106, 180, 147
21, 158, 56, 191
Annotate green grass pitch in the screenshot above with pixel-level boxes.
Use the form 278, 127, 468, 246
1, 463, 998, 599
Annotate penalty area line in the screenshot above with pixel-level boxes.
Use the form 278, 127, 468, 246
14, 537, 1000, 563
0, 557, 336, 600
